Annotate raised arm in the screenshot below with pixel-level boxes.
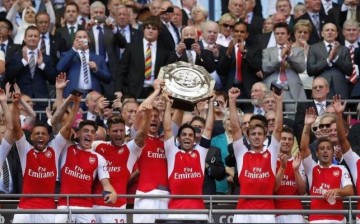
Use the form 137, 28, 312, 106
11, 92, 24, 140
202, 93, 215, 140
272, 91, 283, 141
228, 88, 242, 141
0, 89, 13, 144
51, 95, 72, 134
292, 153, 306, 195
300, 107, 316, 159
162, 91, 173, 141
275, 153, 288, 193
59, 94, 81, 140
54, 73, 69, 108
134, 104, 152, 148
332, 95, 351, 154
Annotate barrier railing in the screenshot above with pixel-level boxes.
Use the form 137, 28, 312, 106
0, 194, 359, 223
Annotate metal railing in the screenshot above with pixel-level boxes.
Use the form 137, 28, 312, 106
1, 194, 360, 223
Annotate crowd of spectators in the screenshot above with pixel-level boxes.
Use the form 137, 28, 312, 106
0, 0, 360, 223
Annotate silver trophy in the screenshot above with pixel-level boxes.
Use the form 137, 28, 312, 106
158, 61, 215, 111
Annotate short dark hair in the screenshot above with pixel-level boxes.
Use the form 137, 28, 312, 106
273, 22, 290, 34
234, 21, 248, 32
250, 114, 268, 128
33, 122, 51, 134
190, 116, 206, 126
281, 126, 294, 135
35, 12, 50, 23
142, 16, 162, 32
78, 120, 98, 131
177, 123, 196, 138
0, 18, 13, 31
65, 2, 79, 13
107, 115, 125, 129
248, 123, 266, 135
317, 138, 334, 151
25, 26, 39, 36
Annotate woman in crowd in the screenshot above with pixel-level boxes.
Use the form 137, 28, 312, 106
216, 13, 236, 47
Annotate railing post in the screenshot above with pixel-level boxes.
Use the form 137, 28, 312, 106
349, 196, 353, 224
209, 195, 212, 223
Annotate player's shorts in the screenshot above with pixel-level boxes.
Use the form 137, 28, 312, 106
275, 215, 305, 223
133, 189, 169, 223
13, 213, 54, 223
55, 205, 95, 223
167, 214, 209, 221
93, 204, 127, 223
310, 218, 346, 223
233, 214, 275, 223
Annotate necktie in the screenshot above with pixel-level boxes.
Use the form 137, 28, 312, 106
120, 28, 125, 38
279, 46, 287, 83
81, 17, 86, 26
312, 14, 320, 35
40, 35, 46, 54
349, 7, 357, 20
81, 51, 89, 84
29, 51, 36, 78
328, 44, 333, 54
256, 107, 262, 115
69, 26, 75, 42
144, 43, 152, 80
349, 45, 358, 84
97, 25, 105, 57
187, 50, 194, 64
0, 44, 5, 53
2, 159, 9, 192
236, 46, 243, 82
317, 103, 325, 116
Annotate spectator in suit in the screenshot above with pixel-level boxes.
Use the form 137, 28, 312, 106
75, 0, 90, 26
294, 3, 307, 19
295, 77, 330, 141
181, 0, 196, 26
248, 82, 268, 115
262, 22, 307, 117
191, 5, 208, 35
56, 29, 111, 97
119, 16, 171, 99
82, 90, 104, 127
216, 13, 236, 47
320, 0, 340, 16
228, 0, 246, 22
170, 25, 216, 73
262, 17, 274, 33
342, 19, 360, 99
6, 26, 57, 112
158, 0, 180, 51
171, 6, 184, 33
149, 0, 162, 16
218, 22, 262, 99
294, 0, 329, 45
276, 0, 295, 34
307, 22, 352, 99
55, 2, 83, 51
106, 0, 122, 23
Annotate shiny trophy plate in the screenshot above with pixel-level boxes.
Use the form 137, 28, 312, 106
158, 61, 215, 111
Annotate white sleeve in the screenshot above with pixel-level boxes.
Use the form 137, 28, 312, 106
0, 51, 4, 61
96, 154, 110, 180
49, 133, 67, 155
0, 138, 12, 168
15, 134, 32, 174
299, 162, 307, 182
302, 154, 316, 187
172, 122, 179, 137
165, 136, 178, 177
233, 138, 247, 176
339, 165, 353, 187
269, 135, 281, 173
343, 148, 360, 184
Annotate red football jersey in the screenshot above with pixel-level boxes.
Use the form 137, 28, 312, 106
234, 136, 280, 210
165, 137, 208, 209
343, 149, 360, 219
92, 140, 140, 207
274, 158, 305, 210
16, 134, 67, 209
137, 136, 168, 193
58, 144, 109, 207
303, 155, 352, 222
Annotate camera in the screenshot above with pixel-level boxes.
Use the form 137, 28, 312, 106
94, 16, 106, 24
213, 101, 220, 107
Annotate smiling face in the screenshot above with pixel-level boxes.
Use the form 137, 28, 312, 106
31, 126, 50, 151
24, 7, 36, 24
316, 140, 334, 166
78, 124, 97, 149
178, 127, 195, 151
149, 109, 161, 136
280, 131, 294, 154
249, 126, 266, 151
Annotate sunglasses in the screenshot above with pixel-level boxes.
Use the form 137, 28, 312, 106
319, 123, 331, 129
222, 23, 234, 29
312, 126, 319, 132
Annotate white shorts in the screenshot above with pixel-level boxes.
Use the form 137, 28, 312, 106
93, 204, 127, 223
310, 218, 346, 223
233, 214, 275, 223
167, 214, 209, 221
276, 215, 305, 223
133, 189, 169, 223
13, 213, 54, 223
55, 205, 95, 223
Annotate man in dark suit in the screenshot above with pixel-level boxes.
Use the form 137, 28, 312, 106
295, 0, 329, 44
320, 0, 340, 16
158, 0, 181, 51
119, 16, 170, 99
181, 0, 196, 26
276, 0, 295, 35
169, 25, 216, 73
55, 2, 84, 51
218, 22, 262, 99
295, 77, 330, 141
86, 1, 127, 96
307, 22, 353, 99
56, 29, 112, 97
6, 26, 57, 112
244, 0, 264, 41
